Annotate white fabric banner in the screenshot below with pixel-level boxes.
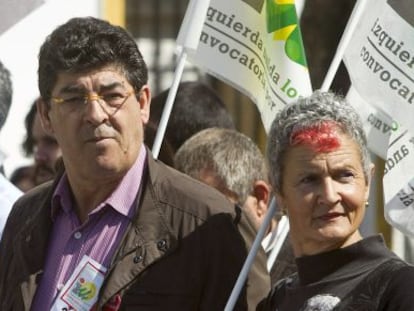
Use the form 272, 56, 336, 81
176, 0, 210, 53
0, 0, 44, 35
383, 128, 414, 237
344, 0, 414, 237
343, 0, 414, 134
177, 0, 312, 132
346, 86, 396, 159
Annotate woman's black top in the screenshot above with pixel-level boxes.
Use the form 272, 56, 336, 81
257, 235, 414, 311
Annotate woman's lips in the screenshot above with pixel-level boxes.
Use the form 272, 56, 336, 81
317, 212, 344, 221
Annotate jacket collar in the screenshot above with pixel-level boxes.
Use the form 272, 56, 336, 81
98, 153, 179, 306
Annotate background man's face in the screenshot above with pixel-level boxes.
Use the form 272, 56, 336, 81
32, 112, 61, 185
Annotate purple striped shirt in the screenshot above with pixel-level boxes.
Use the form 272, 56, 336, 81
31, 147, 147, 311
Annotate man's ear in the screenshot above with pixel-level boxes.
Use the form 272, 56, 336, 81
36, 97, 54, 134
138, 85, 151, 125
252, 180, 271, 218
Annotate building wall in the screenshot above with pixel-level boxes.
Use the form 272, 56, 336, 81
0, 0, 100, 176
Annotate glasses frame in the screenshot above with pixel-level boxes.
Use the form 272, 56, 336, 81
51, 90, 136, 115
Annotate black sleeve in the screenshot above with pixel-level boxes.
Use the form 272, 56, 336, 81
379, 264, 414, 311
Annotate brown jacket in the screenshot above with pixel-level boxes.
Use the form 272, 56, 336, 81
0, 154, 269, 310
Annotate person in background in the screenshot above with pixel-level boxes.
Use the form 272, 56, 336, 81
9, 164, 35, 192
25, 99, 61, 185
0, 59, 22, 238
144, 119, 175, 165
258, 90, 414, 311
0, 17, 266, 310
10, 98, 61, 191
146, 81, 235, 166
174, 127, 296, 285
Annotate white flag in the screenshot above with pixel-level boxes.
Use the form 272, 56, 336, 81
176, 0, 210, 53
343, 0, 414, 237
343, 0, 414, 134
177, 0, 312, 132
346, 86, 394, 159
0, 0, 44, 35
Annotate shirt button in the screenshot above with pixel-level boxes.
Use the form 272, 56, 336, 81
74, 231, 82, 239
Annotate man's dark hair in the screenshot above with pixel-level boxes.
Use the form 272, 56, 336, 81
38, 17, 148, 101
0, 60, 12, 130
148, 81, 235, 153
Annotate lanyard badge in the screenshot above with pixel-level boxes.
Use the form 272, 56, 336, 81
51, 255, 107, 311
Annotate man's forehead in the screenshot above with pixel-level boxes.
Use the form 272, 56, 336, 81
53, 66, 129, 92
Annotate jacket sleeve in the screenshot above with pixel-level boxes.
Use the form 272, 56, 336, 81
199, 206, 270, 311
235, 207, 271, 311
0, 199, 27, 307
0, 201, 21, 292
197, 212, 249, 311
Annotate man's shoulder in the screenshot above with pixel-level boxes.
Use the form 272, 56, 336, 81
7, 181, 53, 221
147, 158, 236, 220
0, 180, 53, 253
0, 173, 22, 205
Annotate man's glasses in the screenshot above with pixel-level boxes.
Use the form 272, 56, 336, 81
51, 90, 135, 115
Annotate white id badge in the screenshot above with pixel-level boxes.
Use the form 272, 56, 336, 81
51, 255, 107, 311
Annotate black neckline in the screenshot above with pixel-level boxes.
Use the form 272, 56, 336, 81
295, 235, 394, 285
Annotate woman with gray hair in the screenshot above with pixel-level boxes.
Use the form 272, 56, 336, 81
258, 90, 414, 310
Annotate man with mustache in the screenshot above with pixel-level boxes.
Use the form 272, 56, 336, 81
0, 17, 267, 310
10, 100, 62, 192
31, 101, 61, 186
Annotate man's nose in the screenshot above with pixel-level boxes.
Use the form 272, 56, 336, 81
83, 96, 110, 125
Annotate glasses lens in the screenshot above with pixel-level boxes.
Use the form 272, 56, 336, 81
103, 92, 129, 108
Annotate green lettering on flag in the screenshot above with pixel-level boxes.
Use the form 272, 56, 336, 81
266, 0, 308, 67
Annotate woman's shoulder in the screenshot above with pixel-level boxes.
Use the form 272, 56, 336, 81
379, 259, 414, 308
352, 257, 414, 310
384, 259, 414, 298
330, 258, 412, 311
362, 257, 412, 289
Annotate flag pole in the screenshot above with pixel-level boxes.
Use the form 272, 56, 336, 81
152, 0, 210, 159
266, 215, 289, 271
224, 197, 278, 311
151, 50, 187, 159
320, 0, 367, 92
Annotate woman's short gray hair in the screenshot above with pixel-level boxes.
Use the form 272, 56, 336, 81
266, 90, 371, 191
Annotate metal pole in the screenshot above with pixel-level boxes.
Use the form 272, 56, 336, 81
224, 197, 278, 311
151, 51, 187, 158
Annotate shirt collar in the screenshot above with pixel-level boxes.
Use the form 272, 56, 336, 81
51, 146, 147, 220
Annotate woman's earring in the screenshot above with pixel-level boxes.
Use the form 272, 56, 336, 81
365, 201, 369, 208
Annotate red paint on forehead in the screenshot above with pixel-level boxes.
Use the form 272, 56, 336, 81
290, 121, 341, 152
